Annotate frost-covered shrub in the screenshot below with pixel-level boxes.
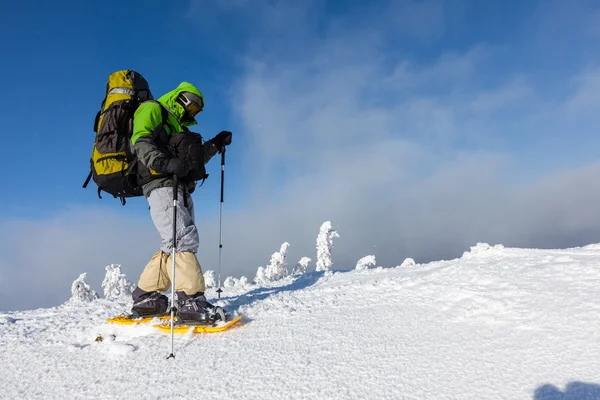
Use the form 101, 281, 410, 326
102, 264, 134, 299
316, 221, 339, 272
355, 255, 376, 270
222, 276, 249, 289
223, 276, 237, 288
204, 270, 216, 288
69, 273, 99, 303
400, 258, 416, 267
292, 257, 312, 275
266, 242, 290, 280
239, 276, 249, 287
254, 242, 290, 285
462, 243, 505, 258
254, 266, 267, 286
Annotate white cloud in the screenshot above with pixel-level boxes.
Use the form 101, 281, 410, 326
384, 46, 487, 92
0, 207, 156, 311
225, 0, 600, 275
565, 68, 600, 116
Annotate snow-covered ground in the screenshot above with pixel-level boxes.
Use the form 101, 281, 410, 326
2, 243, 600, 399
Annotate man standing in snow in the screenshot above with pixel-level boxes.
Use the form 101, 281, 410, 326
129, 82, 232, 321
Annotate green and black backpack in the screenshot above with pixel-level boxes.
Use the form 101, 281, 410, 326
83, 69, 165, 204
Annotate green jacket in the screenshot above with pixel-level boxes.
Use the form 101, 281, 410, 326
131, 82, 218, 197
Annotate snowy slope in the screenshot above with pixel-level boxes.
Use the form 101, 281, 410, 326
2, 243, 600, 399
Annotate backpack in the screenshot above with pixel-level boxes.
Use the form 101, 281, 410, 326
83, 70, 165, 204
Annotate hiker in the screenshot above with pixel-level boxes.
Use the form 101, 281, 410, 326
129, 82, 232, 321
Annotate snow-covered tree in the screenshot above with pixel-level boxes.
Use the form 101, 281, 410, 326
254, 242, 291, 285
101, 264, 134, 299
266, 242, 290, 280
316, 221, 339, 271
355, 255, 376, 270
69, 273, 98, 303
204, 270, 216, 288
292, 257, 312, 275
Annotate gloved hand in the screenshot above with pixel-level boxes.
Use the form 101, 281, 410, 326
165, 158, 190, 178
210, 130, 232, 153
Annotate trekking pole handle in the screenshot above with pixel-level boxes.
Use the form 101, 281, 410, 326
173, 175, 179, 201
220, 149, 225, 203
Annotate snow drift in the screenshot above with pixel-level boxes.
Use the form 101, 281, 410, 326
1, 235, 600, 399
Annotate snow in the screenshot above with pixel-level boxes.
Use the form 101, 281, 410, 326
2, 243, 600, 399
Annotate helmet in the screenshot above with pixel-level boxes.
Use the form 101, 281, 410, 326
177, 91, 204, 120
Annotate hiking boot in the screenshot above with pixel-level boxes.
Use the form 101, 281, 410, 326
131, 287, 168, 317
176, 291, 226, 323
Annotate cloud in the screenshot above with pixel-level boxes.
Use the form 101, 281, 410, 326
0, 207, 156, 311
564, 68, 600, 116
225, 0, 600, 272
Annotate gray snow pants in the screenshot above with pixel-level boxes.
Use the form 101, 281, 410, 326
137, 187, 206, 294
148, 187, 199, 253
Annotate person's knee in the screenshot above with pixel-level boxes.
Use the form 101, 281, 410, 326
178, 225, 199, 252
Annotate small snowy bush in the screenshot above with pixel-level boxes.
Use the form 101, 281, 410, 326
254, 266, 267, 286
223, 276, 235, 288
254, 242, 290, 285
221, 276, 250, 289
292, 257, 312, 275
316, 221, 339, 272
462, 243, 505, 258
400, 258, 416, 267
101, 264, 134, 299
204, 270, 216, 288
239, 276, 249, 287
355, 255, 376, 270
69, 273, 99, 303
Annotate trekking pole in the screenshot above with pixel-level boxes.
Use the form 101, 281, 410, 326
217, 148, 225, 299
167, 176, 179, 360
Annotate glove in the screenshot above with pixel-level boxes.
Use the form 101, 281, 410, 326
165, 158, 191, 178
210, 130, 232, 153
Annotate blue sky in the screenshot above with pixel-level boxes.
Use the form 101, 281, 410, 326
0, 0, 248, 218
2, 0, 600, 311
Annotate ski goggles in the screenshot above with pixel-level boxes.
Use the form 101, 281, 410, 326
178, 91, 204, 117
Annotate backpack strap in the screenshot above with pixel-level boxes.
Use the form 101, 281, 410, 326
82, 170, 93, 189
159, 103, 169, 126
148, 101, 176, 155
157, 102, 173, 138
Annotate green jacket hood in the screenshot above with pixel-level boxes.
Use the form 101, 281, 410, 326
157, 82, 204, 127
